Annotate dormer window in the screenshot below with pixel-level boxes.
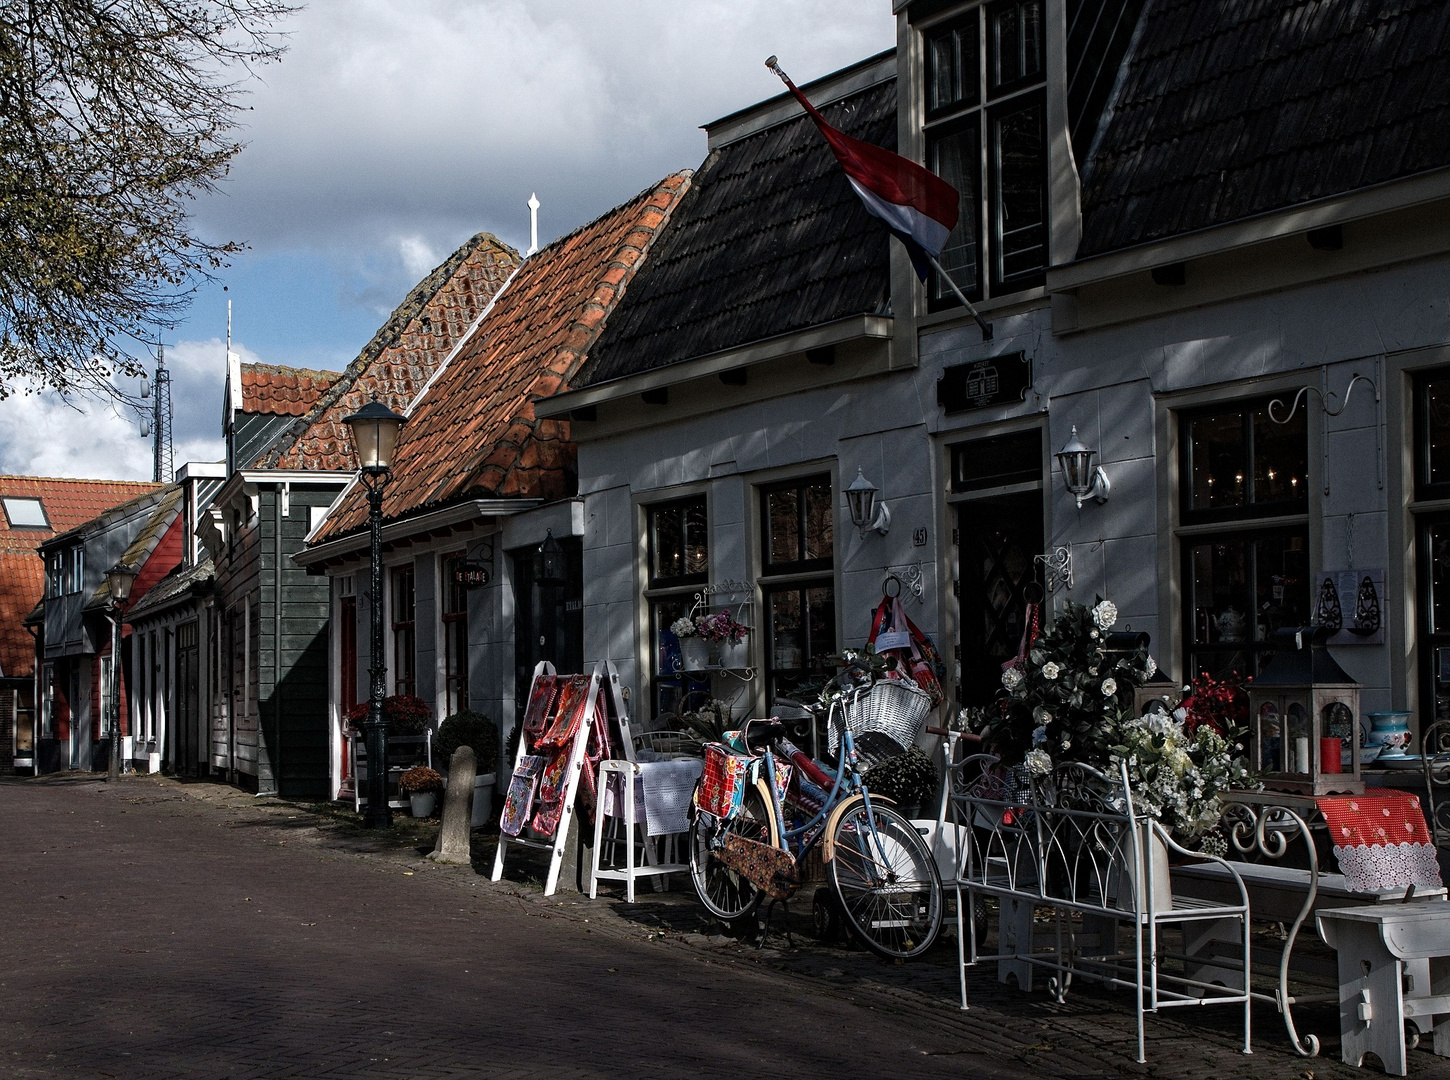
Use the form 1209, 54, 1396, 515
922, 0, 1048, 307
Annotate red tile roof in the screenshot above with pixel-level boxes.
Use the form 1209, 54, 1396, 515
253, 233, 521, 472
240, 364, 342, 416
0, 476, 160, 679
314, 173, 691, 542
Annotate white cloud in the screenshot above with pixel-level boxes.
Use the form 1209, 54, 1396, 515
0, 337, 260, 480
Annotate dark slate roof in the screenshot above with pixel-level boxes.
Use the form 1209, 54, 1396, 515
1078, 0, 1450, 258
577, 79, 895, 386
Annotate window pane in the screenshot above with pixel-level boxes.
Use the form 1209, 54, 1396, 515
1425, 372, 1450, 488
804, 482, 832, 562
1189, 412, 1247, 511
991, 98, 1047, 288
929, 121, 981, 300
989, 0, 1044, 92
769, 590, 803, 672
2, 497, 47, 527
1251, 405, 1307, 504
1254, 532, 1310, 640
649, 498, 707, 584
767, 490, 800, 565
1430, 523, 1450, 635
1189, 539, 1252, 647
952, 429, 1040, 491
805, 586, 836, 668
925, 14, 979, 116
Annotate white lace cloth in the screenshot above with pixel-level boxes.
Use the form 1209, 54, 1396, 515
1333, 841, 1443, 892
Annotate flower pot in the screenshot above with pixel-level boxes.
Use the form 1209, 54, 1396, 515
472, 773, 496, 828
1366, 711, 1412, 754
717, 638, 749, 669
409, 791, 437, 818
1115, 821, 1173, 913
680, 637, 710, 672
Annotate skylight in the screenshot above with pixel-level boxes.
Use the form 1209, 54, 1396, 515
2, 497, 48, 528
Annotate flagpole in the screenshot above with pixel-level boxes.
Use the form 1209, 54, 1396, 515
928, 256, 993, 341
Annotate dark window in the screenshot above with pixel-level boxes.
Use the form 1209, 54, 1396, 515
648, 497, 708, 588
1180, 399, 1308, 523
989, 93, 1047, 291
441, 554, 468, 716
927, 117, 983, 304
391, 565, 416, 698
925, 11, 980, 118
646, 496, 710, 719
922, 3, 1046, 307
1182, 529, 1310, 680
987, 0, 1044, 97
760, 475, 836, 704
761, 476, 833, 574
46, 552, 61, 598
1415, 368, 1450, 500
951, 429, 1041, 492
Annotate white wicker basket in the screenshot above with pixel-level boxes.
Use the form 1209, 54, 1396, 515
830, 678, 934, 757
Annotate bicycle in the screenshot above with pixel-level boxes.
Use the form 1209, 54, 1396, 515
687, 661, 944, 960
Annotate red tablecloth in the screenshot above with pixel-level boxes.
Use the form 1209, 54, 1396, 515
1316, 790, 1443, 893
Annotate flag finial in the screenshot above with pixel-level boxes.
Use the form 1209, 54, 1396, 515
765, 55, 789, 83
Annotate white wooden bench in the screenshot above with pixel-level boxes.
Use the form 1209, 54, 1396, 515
1318, 903, 1450, 1075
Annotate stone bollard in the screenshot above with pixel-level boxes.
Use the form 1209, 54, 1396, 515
430, 746, 476, 864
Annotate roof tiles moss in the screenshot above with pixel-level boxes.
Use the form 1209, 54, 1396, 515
240, 364, 343, 416
313, 173, 691, 542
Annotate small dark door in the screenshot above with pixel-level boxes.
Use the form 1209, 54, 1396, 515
511, 539, 584, 729
176, 621, 199, 776
954, 490, 1044, 709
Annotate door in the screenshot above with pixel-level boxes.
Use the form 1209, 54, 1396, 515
954, 490, 1044, 709
69, 664, 91, 769
511, 539, 583, 729
176, 621, 200, 776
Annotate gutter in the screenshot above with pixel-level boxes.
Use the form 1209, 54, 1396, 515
294, 497, 542, 567
536, 314, 895, 418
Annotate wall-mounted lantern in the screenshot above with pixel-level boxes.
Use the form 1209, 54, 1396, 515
846, 468, 891, 537
536, 529, 567, 586
1056, 426, 1111, 508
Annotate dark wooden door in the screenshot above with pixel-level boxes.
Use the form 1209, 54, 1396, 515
955, 491, 1043, 708
511, 539, 583, 729
176, 621, 199, 776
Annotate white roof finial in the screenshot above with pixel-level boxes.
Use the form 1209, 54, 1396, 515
527, 192, 540, 255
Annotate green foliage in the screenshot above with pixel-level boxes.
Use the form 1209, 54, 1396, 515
0, 0, 293, 395
865, 746, 938, 807
435, 711, 498, 775
974, 599, 1153, 764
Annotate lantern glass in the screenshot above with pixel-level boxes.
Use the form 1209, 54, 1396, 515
845, 469, 877, 529
1055, 427, 1095, 495
536, 530, 566, 586
1257, 701, 1282, 773
105, 562, 137, 603
343, 400, 406, 472
1285, 702, 1312, 774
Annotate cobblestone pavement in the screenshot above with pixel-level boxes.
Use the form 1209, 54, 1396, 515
2, 775, 1446, 1080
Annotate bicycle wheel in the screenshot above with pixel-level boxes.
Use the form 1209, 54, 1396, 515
827, 796, 942, 960
689, 782, 777, 923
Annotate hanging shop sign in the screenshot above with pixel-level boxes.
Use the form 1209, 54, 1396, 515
936, 351, 1032, 414
453, 561, 492, 588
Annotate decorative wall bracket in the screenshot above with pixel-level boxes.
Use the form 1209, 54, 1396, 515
882, 564, 925, 605
1034, 545, 1073, 594
1268, 364, 1384, 495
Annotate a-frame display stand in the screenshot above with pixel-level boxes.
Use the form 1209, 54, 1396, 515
490, 658, 629, 897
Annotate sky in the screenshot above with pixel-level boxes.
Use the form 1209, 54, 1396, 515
0, 0, 895, 481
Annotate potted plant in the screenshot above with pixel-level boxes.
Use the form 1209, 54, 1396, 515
864, 745, 938, 818
671, 615, 709, 672
399, 765, 443, 818
382, 694, 431, 735
697, 610, 749, 669
435, 711, 500, 827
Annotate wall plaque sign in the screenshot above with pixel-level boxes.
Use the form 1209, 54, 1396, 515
936, 351, 1032, 414
454, 561, 491, 588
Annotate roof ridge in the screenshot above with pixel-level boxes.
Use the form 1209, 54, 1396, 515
0, 475, 162, 486
241, 361, 345, 381
254, 231, 521, 469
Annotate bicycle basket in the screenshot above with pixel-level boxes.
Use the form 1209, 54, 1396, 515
830, 677, 934, 757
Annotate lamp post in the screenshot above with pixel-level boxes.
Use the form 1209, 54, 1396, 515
104, 562, 137, 781
343, 398, 407, 829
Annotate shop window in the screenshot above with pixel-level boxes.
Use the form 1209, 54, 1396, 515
441, 554, 468, 716
1180, 399, 1308, 524
1415, 367, 1450, 500
645, 496, 709, 719
1182, 531, 1310, 680
391, 564, 416, 698
760, 476, 836, 703
922, 0, 1047, 308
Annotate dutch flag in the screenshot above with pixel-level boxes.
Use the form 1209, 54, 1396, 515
768, 56, 960, 282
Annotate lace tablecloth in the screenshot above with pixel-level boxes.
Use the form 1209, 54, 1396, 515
603, 758, 703, 837
1316, 790, 1443, 892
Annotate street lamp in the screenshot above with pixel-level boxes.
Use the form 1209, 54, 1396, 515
343, 398, 407, 828
104, 561, 137, 781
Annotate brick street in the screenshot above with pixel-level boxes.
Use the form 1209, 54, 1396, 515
2, 775, 1446, 1080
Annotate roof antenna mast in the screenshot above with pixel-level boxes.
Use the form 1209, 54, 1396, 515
527, 192, 540, 255
153, 345, 174, 484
